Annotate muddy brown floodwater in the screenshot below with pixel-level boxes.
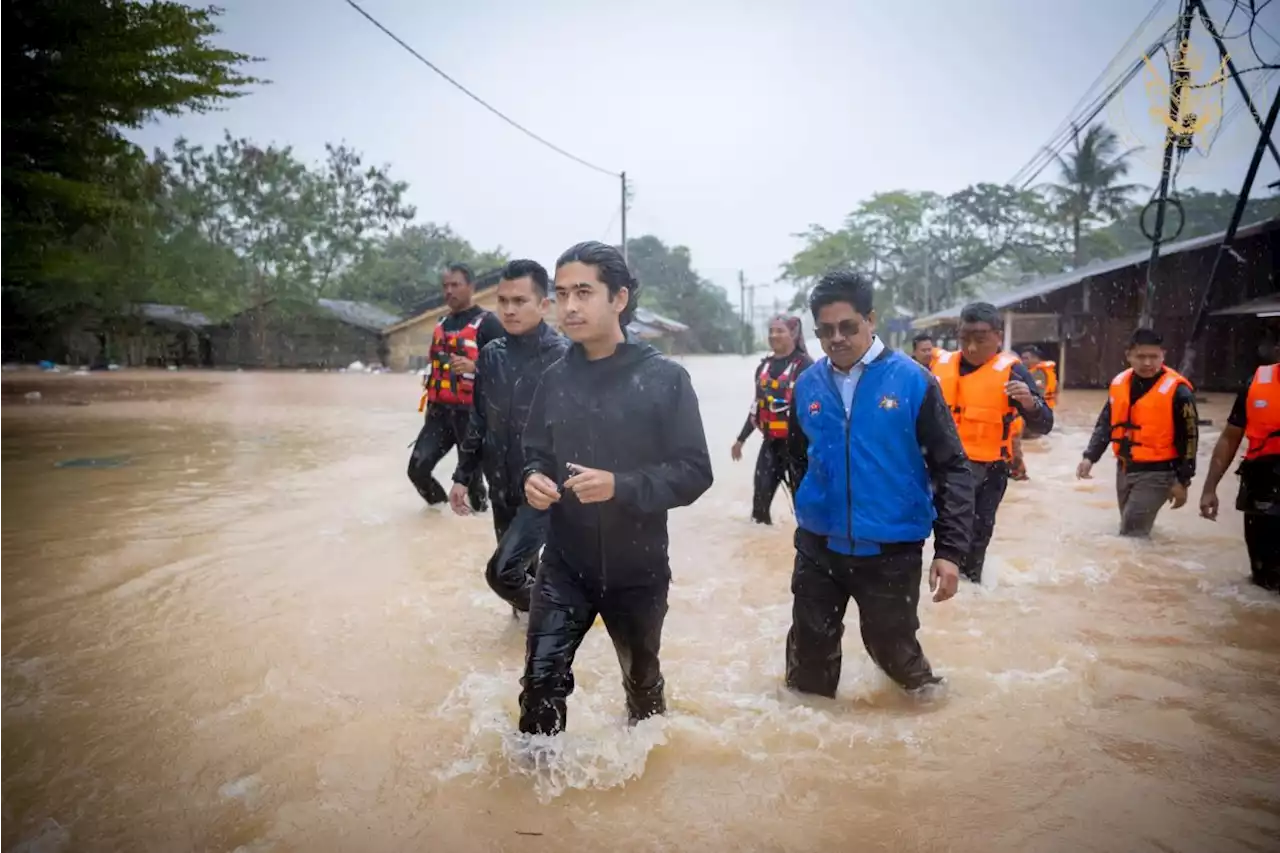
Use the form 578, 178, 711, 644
3, 359, 1278, 853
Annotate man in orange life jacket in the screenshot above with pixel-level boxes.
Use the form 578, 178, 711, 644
731, 314, 814, 524
1020, 346, 1058, 410
1199, 361, 1280, 592
932, 302, 1054, 583
1077, 328, 1198, 537
910, 332, 936, 369
407, 262, 505, 511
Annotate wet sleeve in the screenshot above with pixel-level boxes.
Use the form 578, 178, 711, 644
1172, 384, 1199, 486
1227, 386, 1249, 428
737, 414, 755, 444
785, 393, 809, 486
1008, 362, 1054, 435
916, 379, 974, 565
477, 313, 505, 352
612, 367, 714, 512
1083, 402, 1112, 463
520, 372, 557, 485
452, 353, 488, 484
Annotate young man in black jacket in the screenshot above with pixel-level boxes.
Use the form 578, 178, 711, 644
450, 260, 569, 612
519, 241, 714, 736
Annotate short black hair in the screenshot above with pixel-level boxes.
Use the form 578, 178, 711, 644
500, 258, 549, 297
808, 269, 873, 319
444, 262, 474, 284
911, 332, 934, 348
1020, 345, 1043, 358
1128, 327, 1164, 348
959, 301, 1002, 331
555, 241, 640, 326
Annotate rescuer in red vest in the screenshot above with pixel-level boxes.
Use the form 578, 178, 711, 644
731, 314, 814, 524
1077, 328, 1199, 537
1200, 361, 1280, 592
407, 262, 504, 510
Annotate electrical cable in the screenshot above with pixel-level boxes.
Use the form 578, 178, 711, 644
340, 0, 620, 178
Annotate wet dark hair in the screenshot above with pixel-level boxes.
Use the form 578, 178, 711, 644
1020, 345, 1043, 358
911, 332, 934, 348
959, 302, 1002, 331
500, 258, 549, 297
444, 262, 474, 284
555, 241, 639, 326
1128, 327, 1164, 348
808, 269, 873, 319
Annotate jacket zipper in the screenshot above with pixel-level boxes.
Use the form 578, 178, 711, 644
824, 366, 857, 544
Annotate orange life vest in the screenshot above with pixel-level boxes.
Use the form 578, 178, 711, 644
1244, 363, 1280, 461
419, 314, 485, 411
1108, 367, 1193, 463
932, 350, 1019, 463
1031, 360, 1058, 409
755, 356, 803, 440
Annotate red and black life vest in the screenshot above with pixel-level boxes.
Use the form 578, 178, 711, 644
755, 357, 803, 440
419, 315, 485, 410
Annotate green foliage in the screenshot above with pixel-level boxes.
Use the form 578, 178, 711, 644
1044, 123, 1143, 266
626, 235, 747, 353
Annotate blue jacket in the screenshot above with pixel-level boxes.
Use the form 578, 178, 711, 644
791, 349, 973, 561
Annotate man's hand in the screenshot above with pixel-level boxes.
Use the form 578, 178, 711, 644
1075, 459, 1094, 480
450, 355, 476, 375
448, 482, 471, 516
525, 473, 561, 510
564, 463, 615, 504
1168, 482, 1188, 509
1005, 379, 1035, 408
1200, 489, 1219, 521
929, 559, 960, 603
731, 441, 744, 462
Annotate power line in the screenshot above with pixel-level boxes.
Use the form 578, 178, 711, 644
340, 0, 620, 178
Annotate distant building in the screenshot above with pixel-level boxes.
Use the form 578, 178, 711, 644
57, 303, 214, 367
911, 217, 1279, 391
211, 298, 401, 369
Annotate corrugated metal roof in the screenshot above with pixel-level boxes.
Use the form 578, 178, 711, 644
135, 303, 213, 328
1211, 294, 1280, 317
316, 299, 403, 331
912, 216, 1280, 328
632, 307, 690, 333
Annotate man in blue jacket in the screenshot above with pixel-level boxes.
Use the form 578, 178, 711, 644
784, 270, 975, 699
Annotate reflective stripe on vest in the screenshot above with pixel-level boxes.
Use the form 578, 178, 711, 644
1245, 363, 1280, 460
932, 352, 1018, 462
755, 357, 800, 440
420, 315, 485, 410
1108, 367, 1192, 463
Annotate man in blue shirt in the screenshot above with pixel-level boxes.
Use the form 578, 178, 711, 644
784, 270, 975, 699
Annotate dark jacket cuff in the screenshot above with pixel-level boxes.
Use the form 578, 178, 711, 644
932, 546, 966, 566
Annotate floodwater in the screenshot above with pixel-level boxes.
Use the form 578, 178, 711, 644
2, 358, 1278, 853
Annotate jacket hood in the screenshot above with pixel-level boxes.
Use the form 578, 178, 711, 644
563, 336, 663, 373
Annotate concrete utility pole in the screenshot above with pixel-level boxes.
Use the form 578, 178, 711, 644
620, 171, 629, 264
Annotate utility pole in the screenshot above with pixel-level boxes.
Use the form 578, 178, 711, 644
739, 270, 747, 354
620, 171, 628, 265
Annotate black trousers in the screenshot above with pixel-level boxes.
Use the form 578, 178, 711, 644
785, 530, 938, 696
518, 554, 668, 735
487, 499, 547, 612
1244, 513, 1280, 591
406, 404, 487, 509
752, 438, 795, 525
963, 460, 1009, 583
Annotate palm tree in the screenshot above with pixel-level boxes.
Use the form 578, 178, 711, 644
1047, 123, 1141, 268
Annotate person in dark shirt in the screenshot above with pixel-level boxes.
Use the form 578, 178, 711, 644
1076, 328, 1197, 537
909, 332, 935, 368
1199, 364, 1280, 592
449, 260, 569, 613
407, 263, 505, 510
783, 270, 973, 701
731, 315, 814, 524
518, 241, 713, 736
932, 302, 1053, 582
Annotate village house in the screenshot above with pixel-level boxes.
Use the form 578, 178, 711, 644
54, 303, 215, 367
911, 217, 1279, 391
211, 298, 401, 369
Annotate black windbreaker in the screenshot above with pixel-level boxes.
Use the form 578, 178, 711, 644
521, 338, 714, 586
454, 321, 570, 507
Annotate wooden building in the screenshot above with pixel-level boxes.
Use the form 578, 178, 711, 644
212, 298, 401, 369
57, 303, 214, 367
384, 269, 502, 372
911, 217, 1279, 391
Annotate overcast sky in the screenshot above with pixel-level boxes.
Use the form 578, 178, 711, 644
132, 0, 1279, 310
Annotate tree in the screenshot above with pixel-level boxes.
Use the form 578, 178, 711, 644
1045, 123, 1141, 267
625, 234, 747, 353
2, 0, 261, 319
339, 224, 509, 315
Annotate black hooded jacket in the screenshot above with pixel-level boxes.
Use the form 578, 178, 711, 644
454, 322, 570, 506
521, 338, 714, 586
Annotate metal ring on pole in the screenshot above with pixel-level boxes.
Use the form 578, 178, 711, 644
1140, 195, 1186, 243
